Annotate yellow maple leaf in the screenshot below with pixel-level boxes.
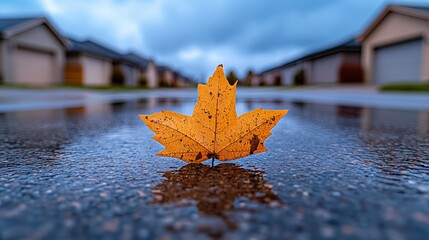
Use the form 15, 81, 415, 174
139, 65, 288, 163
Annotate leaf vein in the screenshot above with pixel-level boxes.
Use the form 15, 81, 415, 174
153, 121, 211, 153
217, 118, 273, 153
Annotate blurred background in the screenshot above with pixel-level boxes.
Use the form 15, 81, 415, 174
1, 0, 429, 87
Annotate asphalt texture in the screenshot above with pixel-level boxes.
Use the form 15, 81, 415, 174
0, 92, 429, 240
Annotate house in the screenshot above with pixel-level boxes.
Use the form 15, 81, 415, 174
66, 39, 141, 87
258, 38, 362, 86
164, 68, 175, 87
146, 60, 159, 88
118, 56, 140, 87
249, 72, 263, 86
0, 16, 188, 88
124, 53, 159, 88
65, 38, 115, 86
0, 17, 67, 85
359, 4, 429, 85
172, 71, 196, 88
175, 73, 196, 88
157, 65, 175, 87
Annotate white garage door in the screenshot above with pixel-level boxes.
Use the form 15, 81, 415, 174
13, 48, 55, 85
373, 38, 422, 85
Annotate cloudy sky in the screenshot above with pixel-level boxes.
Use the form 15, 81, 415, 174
1, 0, 429, 81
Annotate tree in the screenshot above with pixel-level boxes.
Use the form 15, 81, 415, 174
226, 70, 239, 85
139, 75, 148, 87
243, 70, 254, 86
293, 69, 306, 85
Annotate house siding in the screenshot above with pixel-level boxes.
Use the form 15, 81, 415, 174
4, 23, 65, 84
249, 74, 261, 86
146, 61, 158, 88
282, 62, 312, 85
0, 41, 7, 83
122, 64, 139, 87
262, 70, 281, 85
311, 54, 343, 84
282, 65, 299, 85
262, 51, 360, 86
164, 69, 175, 87
81, 55, 112, 86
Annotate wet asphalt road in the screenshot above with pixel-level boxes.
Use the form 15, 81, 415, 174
0, 93, 429, 240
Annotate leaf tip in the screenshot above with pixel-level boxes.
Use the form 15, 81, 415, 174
280, 109, 289, 116
233, 79, 238, 87
139, 114, 149, 121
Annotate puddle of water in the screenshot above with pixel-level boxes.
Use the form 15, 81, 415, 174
151, 164, 280, 234
0, 96, 428, 239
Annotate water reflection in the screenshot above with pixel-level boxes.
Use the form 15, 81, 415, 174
1, 97, 428, 169
151, 164, 281, 230
0, 98, 185, 152
361, 108, 429, 135
137, 97, 184, 111
1, 98, 427, 168
336, 105, 362, 118
284, 101, 428, 135
243, 98, 285, 110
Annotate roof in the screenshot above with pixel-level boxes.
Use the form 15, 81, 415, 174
157, 65, 170, 75
0, 17, 35, 32
0, 17, 67, 46
123, 52, 150, 69
175, 72, 196, 85
180, 75, 196, 84
68, 38, 124, 61
359, 4, 429, 41
260, 37, 361, 74
399, 4, 429, 13
68, 39, 148, 67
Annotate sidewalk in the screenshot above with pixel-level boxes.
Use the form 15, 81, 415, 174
0, 89, 193, 112
257, 87, 429, 110
1, 87, 429, 112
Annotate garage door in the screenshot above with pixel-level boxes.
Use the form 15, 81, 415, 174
13, 48, 55, 85
373, 38, 422, 85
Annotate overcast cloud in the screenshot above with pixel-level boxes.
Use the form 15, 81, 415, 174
1, 0, 429, 81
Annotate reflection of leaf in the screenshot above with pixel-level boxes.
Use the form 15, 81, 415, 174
140, 65, 288, 163
152, 164, 281, 230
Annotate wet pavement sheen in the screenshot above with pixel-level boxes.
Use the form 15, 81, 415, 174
0, 94, 429, 240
